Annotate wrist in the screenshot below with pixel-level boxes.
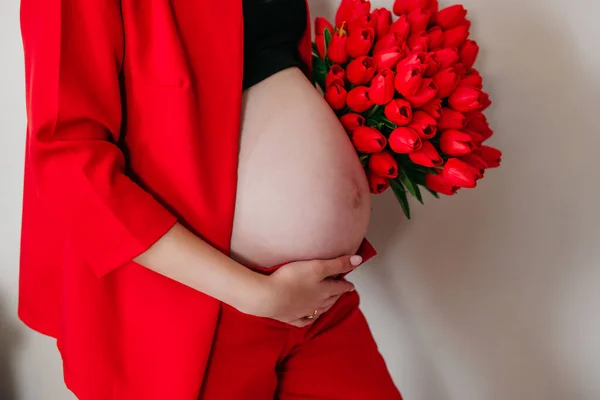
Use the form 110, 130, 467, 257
230, 270, 273, 316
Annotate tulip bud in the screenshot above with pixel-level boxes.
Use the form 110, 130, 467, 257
405, 78, 439, 108
348, 13, 375, 34
422, 52, 441, 77
385, 99, 413, 126
340, 113, 366, 132
325, 65, 347, 89
408, 32, 430, 53
435, 48, 459, 69
443, 158, 481, 188
419, 98, 442, 119
394, 54, 424, 97
324, 82, 347, 110
346, 56, 377, 85
480, 92, 492, 111
368, 173, 391, 194
336, 0, 372, 27
347, 86, 375, 112
328, 30, 350, 64
433, 67, 460, 98
315, 17, 334, 37
443, 25, 470, 49
435, 5, 467, 29
316, 35, 326, 59
459, 40, 479, 69
425, 172, 458, 195
427, 26, 444, 50
453, 62, 468, 77
409, 140, 443, 166
440, 129, 476, 156
448, 86, 486, 112
369, 69, 395, 105
459, 72, 483, 89
438, 108, 465, 130
351, 126, 387, 153
389, 127, 422, 154
461, 152, 487, 173
393, 0, 435, 15
408, 110, 437, 139
388, 14, 411, 43
373, 47, 404, 71
408, 8, 431, 33
473, 146, 502, 168
464, 111, 493, 141
372, 8, 393, 38
346, 27, 375, 58
368, 151, 399, 178
373, 31, 404, 54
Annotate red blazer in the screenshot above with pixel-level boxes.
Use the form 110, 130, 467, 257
19, 1, 375, 398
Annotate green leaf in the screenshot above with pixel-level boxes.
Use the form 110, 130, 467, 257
312, 55, 328, 91
423, 186, 440, 199
400, 172, 423, 204
382, 117, 397, 129
312, 42, 319, 57
366, 105, 380, 118
359, 154, 369, 166
324, 27, 333, 55
390, 180, 411, 219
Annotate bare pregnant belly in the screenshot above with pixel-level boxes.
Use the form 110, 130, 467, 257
230, 68, 371, 267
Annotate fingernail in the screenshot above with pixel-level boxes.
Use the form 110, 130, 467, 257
350, 255, 363, 266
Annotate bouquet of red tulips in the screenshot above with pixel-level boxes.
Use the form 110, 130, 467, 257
313, 0, 501, 218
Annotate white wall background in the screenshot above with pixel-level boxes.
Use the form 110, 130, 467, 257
1, 0, 599, 399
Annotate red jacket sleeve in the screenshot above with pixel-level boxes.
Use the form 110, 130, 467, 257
21, 0, 178, 277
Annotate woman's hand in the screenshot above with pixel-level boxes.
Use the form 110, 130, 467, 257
241, 255, 363, 327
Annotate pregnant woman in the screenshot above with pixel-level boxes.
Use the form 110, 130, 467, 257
19, 0, 401, 399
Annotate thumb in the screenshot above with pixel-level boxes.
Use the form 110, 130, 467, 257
319, 255, 363, 279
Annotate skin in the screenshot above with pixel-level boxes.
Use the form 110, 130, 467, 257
135, 223, 362, 327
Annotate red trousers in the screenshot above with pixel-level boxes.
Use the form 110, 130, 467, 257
199, 274, 402, 399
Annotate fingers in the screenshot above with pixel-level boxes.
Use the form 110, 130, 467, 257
323, 279, 355, 297
318, 255, 362, 279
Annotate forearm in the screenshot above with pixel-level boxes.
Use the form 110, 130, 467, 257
135, 223, 267, 311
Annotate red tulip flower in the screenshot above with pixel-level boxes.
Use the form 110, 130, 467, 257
368, 173, 391, 194
336, 0, 371, 27
408, 8, 431, 33
473, 146, 502, 168
405, 78, 439, 108
347, 86, 374, 112
389, 127, 422, 154
408, 32, 430, 53
325, 65, 346, 89
435, 5, 467, 29
315, 17, 334, 37
425, 172, 458, 195
449, 86, 487, 112
408, 110, 438, 139
388, 14, 411, 43
443, 158, 482, 188
409, 140, 443, 167
465, 111, 493, 141
346, 27, 375, 58
427, 26, 444, 50
460, 152, 488, 173
328, 30, 349, 64
459, 73, 483, 89
346, 56, 377, 84
433, 67, 460, 98
351, 126, 387, 153
369, 151, 399, 178
440, 129, 476, 156
348, 13, 375, 34
316, 35, 326, 59
394, 54, 424, 97
385, 99, 413, 126
393, 0, 437, 15
435, 48, 460, 69
438, 108, 466, 130
324, 82, 347, 110
372, 8, 393, 38
374, 47, 404, 71
419, 98, 442, 119
479, 91, 492, 111
340, 113, 366, 132
369, 69, 395, 105
459, 40, 479, 69
373, 31, 405, 54
443, 25, 470, 48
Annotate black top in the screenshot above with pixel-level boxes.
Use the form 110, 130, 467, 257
242, 0, 307, 90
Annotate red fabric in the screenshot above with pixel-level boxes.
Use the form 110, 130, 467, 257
200, 291, 401, 400
19, 0, 376, 399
